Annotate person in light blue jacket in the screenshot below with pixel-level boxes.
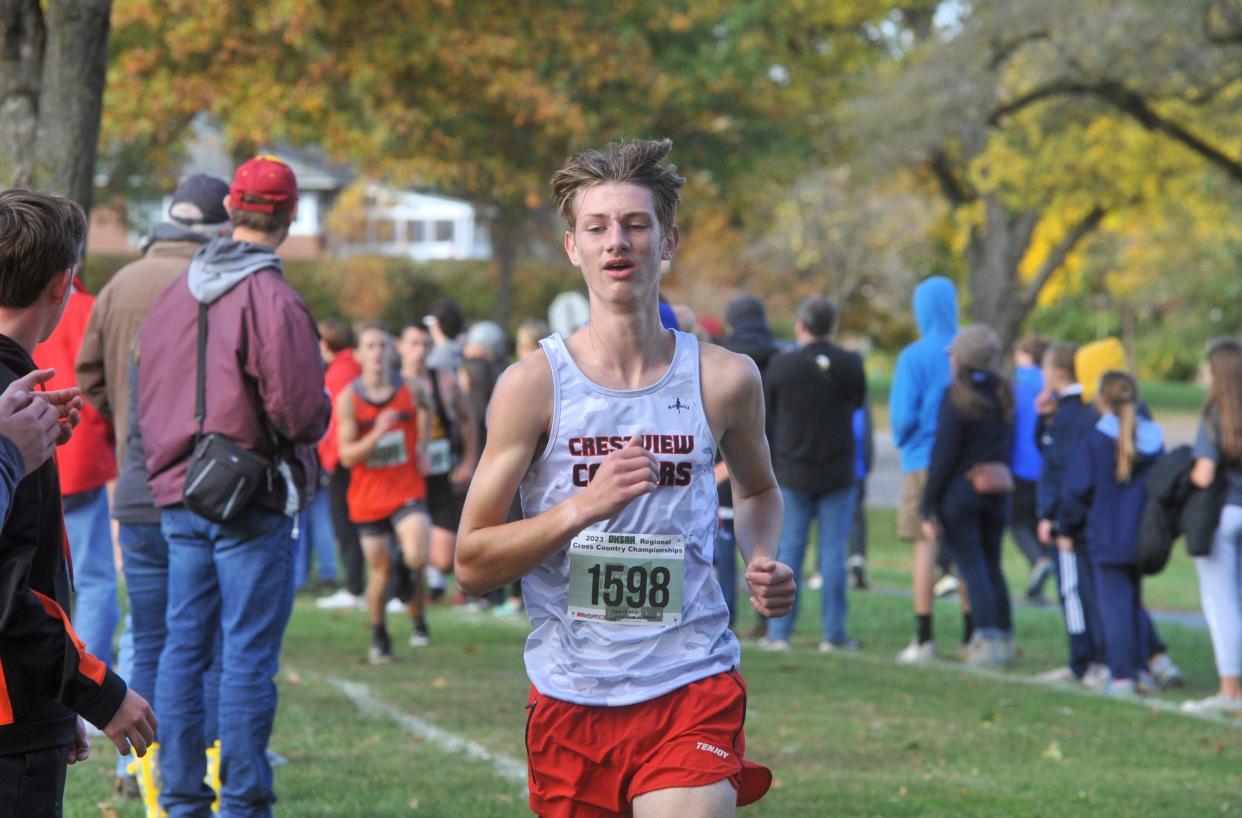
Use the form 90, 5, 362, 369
890, 276, 959, 664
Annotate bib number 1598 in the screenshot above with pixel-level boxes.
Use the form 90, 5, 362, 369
586, 563, 671, 609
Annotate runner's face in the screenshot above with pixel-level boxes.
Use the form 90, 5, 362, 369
400, 327, 431, 371
564, 182, 677, 308
356, 329, 392, 377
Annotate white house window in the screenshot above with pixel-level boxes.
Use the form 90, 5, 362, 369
434, 220, 454, 242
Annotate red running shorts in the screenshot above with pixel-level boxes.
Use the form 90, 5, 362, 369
524, 669, 772, 817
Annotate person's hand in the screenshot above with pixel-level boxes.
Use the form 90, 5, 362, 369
745, 557, 796, 617
921, 518, 941, 545
34, 378, 84, 446
450, 460, 475, 486
1055, 535, 1074, 554
373, 408, 401, 436
1035, 388, 1058, 415
573, 435, 657, 524
415, 446, 431, 477
1037, 519, 1054, 544
103, 689, 157, 757
0, 370, 62, 474
67, 717, 90, 765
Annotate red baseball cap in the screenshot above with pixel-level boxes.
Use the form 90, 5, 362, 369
229, 155, 298, 214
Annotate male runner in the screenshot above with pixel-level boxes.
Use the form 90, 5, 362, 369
337, 325, 433, 662
456, 139, 794, 817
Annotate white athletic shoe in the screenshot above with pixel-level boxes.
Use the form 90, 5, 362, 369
933, 575, 960, 599
1181, 692, 1242, 714
316, 589, 363, 611
1034, 666, 1079, 683
408, 630, 430, 648
386, 597, 406, 614
756, 637, 791, 652
1082, 663, 1111, 690
896, 639, 938, 665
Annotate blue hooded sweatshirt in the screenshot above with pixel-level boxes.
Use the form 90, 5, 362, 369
1011, 364, 1044, 481
889, 277, 959, 472
1064, 413, 1164, 565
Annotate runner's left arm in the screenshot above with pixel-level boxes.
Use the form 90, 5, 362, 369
708, 347, 795, 618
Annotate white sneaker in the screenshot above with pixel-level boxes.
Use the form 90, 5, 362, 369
896, 639, 938, 665
408, 630, 430, 648
1034, 666, 1079, 683
316, 589, 362, 610
806, 573, 823, 591
933, 575, 960, 598
756, 637, 791, 652
1082, 663, 1111, 690
386, 597, 406, 614
1181, 692, 1242, 714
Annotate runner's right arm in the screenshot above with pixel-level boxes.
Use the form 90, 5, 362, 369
335, 387, 398, 468
455, 353, 658, 596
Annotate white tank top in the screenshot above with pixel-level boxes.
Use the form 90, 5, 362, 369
519, 330, 739, 706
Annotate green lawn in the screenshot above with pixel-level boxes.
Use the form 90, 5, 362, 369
66, 510, 1240, 817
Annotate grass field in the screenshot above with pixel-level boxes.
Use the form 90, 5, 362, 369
65, 510, 1241, 817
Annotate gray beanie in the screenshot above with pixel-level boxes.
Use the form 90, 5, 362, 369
949, 325, 1003, 372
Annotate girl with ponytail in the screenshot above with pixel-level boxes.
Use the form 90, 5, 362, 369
1184, 338, 1242, 714
1064, 371, 1165, 694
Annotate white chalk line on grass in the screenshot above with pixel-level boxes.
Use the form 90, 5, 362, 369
319, 607, 1240, 729
792, 646, 1242, 730
323, 675, 529, 790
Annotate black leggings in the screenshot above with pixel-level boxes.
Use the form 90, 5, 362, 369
328, 468, 365, 596
0, 745, 69, 818
1010, 478, 1044, 567
940, 480, 1012, 634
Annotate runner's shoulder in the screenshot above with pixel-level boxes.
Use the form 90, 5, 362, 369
487, 349, 554, 432
698, 341, 762, 398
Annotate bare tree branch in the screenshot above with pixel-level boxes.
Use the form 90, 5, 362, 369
928, 147, 976, 206
1019, 205, 1106, 310
990, 79, 1242, 184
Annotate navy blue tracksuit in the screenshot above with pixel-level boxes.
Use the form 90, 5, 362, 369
1038, 388, 1106, 675
1064, 413, 1164, 681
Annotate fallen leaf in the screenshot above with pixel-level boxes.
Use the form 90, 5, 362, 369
1041, 741, 1063, 761
432, 676, 449, 689
285, 671, 302, 685
898, 786, 908, 797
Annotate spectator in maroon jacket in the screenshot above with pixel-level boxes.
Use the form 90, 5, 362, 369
138, 157, 330, 817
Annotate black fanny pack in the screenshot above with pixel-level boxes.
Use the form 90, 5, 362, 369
183, 433, 273, 523
181, 301, 276, 523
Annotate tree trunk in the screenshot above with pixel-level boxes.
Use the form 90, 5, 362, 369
492, 213, 518, 329
965, 193, 1104, 350
964, 194, 1039, 349
0, 0, 111, 212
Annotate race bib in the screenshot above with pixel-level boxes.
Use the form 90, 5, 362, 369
425, 438, 453, 476
367, 430, 409, 469
566, 532, 685, 626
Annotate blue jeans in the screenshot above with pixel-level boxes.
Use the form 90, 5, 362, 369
769, 484, 857, 644
121, 523, 223, 740
64, 487, 119, 667
940, 480, 1012, 637
713, 518, 738, 626
157, 506, 295, 818
294, 487, 337, 589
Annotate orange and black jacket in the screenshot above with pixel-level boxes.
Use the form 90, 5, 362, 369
0, 334, 126, 755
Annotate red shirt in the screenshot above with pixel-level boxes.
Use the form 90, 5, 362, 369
318, 350, 362, 473
33, 288, 117, 495
346, 383, 425, 523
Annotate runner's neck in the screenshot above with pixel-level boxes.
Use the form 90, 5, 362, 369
569, 304, 674, 390
360, 371, 396, 401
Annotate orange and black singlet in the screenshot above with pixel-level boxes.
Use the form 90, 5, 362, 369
345, 380, 426, 524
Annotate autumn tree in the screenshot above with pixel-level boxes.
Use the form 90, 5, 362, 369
103, 0, 895, 324
846, 0, 1242, 348
0, 0, 112, 211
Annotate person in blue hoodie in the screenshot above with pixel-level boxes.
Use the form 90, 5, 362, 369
890, 276, 960, 663
1011, 335, 1051, 602
1063, 372, 1163, 694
